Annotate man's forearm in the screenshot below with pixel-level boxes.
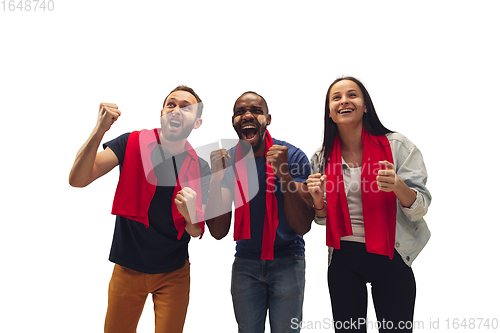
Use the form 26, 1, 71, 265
280, 175, 314, 235
205, 179, 231, 239
69, 127, 106, 187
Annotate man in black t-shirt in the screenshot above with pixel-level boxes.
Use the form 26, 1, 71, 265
69, 85, 209, 333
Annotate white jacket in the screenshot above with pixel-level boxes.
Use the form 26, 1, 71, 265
310, 132, 431, 267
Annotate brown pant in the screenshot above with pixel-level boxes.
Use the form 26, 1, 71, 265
104, 260, 190, 333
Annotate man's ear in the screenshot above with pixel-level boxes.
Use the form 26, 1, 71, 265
193, 118, 203, 129
266, 114, 272, 126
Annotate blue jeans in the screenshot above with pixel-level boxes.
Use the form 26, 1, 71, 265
231, 256, 306, 333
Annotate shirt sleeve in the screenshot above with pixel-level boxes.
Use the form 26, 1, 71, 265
103, 133, 131, 166
288, 146, 311, 183
395, 140, 431, 221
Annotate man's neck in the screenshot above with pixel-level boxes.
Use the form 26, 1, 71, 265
159, 134, 187, 155
252, 140, 267, 158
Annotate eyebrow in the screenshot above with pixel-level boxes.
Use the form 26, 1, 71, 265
235, 105, 263, 112
331, 89, 359, 95
239, 104, 263, 109
166, 97, 192, 106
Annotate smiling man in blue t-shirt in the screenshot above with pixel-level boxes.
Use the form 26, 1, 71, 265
205, 91, 314, 332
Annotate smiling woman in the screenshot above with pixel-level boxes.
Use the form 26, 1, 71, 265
328, 80, 367, 127
307, 76, 431, 333
321, 77, 392, 166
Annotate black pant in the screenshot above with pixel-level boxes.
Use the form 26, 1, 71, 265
328, 241, 416, 332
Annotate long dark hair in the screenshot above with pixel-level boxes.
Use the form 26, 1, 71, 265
320, 76, 392, 163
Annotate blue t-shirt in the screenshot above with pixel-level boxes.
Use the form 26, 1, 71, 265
104, 133, 210, 274
222, 138, 311, 259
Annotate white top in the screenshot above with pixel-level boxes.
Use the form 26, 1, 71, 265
341, 163, 365, 243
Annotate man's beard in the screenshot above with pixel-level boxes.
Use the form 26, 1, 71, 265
251, 127, 266, 151
160, 118, 194, 142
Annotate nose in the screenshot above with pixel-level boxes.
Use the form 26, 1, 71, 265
242, 110, 254, 119
169, 107, 181, 115
340, 96, 349, 105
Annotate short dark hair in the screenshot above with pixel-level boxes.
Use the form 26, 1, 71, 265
163, 85, 203, 117
234, 91, 269, 114
321, 76, 392, 162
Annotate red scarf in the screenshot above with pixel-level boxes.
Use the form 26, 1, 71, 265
111, 129, 205, 239
325, 127, 396, 258
233, 130, 279, 260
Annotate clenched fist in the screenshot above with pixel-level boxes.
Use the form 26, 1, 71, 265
97, 103, 121, 133
174, 187, 199, 223
266, 144, 289, 180
210, 149, 231, 182
376, 160, 400, 192
306, 173, 327, 202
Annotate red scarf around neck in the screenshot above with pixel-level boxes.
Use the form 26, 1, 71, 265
233, 130, 279, 260
111, 128, 205, 239
325, 127, 396, 258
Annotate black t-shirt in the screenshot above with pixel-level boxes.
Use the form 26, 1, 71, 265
104, 133, 210, 274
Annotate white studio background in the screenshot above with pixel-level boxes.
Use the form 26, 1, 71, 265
1, 1, 499, 332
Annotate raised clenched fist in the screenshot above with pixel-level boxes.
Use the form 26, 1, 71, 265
97, 103, 121, 133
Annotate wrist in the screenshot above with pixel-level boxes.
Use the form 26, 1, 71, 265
184, 208, 199, 224
393, 177, 417, 207
92, 125, 108, 139
313, 199, 325, 211
185, 222, 202, 237
278, 172, 293, 183
210, 175, 224, 185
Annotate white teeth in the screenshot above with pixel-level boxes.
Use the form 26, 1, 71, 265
242, 125, 257, 129
339, 109, 353, 114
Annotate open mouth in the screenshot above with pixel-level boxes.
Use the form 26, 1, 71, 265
169, 119, 181, 129
338, 108, 354, 115
241, 124, 258, 142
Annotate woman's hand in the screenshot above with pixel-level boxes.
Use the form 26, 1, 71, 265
376, 161, 400, 192
377, 160, 417, 208
307, 173, 327, 215
307, 173, 326, 198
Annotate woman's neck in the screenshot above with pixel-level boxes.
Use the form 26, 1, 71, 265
338, 123, 363, 152
338, 123, 363, 167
